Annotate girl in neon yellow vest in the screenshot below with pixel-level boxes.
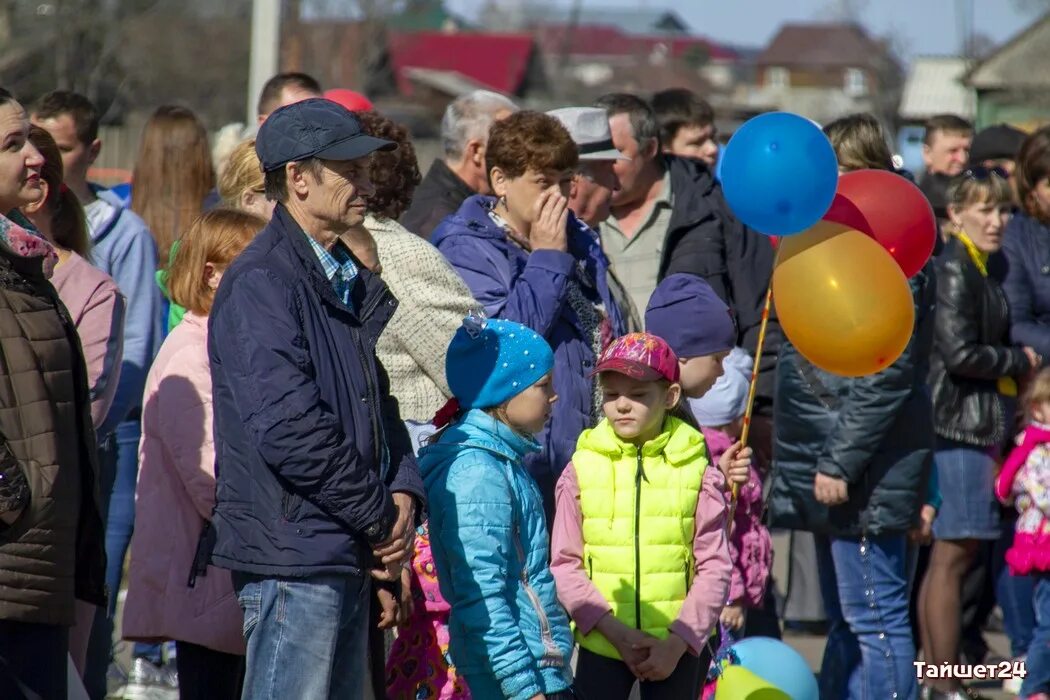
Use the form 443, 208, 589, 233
551, 332, 746, 699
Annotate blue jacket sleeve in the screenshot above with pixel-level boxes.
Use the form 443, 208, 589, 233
430, 458, 545, 700
212, 267, 397, 539
99, 217, 164, 436
1003, 228, 1050, 360
437, 236, 575, 337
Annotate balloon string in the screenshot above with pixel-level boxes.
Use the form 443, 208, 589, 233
735, 245, 780, 503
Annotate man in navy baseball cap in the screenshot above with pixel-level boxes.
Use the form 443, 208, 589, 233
256, 97, 394, 173
210, 98, 424, 697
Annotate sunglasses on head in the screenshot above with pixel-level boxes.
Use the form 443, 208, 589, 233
962, 166, 1009, 181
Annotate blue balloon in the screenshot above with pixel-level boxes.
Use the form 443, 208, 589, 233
720, 112, 838, 236
731, 636, 819, 700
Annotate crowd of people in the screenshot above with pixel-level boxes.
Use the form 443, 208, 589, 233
1, 69, 1050, 700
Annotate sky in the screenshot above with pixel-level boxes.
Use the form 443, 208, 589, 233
443, 0, 1044, 60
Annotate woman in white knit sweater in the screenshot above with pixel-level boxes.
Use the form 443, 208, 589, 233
342, 111, 476, 424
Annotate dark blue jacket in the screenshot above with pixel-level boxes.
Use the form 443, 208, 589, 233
208, 205, 424, 577
431, 196, 626, 481
768, 264, 936, 537
1003, 211, 1050, 360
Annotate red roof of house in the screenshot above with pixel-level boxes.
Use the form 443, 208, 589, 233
534, 23, 738, 62
388, 31, 536, 96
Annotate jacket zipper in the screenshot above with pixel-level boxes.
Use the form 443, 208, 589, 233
588, 555, 593, 579
514, 525, 564, 667
634, 453, 644, 630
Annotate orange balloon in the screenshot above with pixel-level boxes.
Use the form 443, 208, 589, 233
773, 221, 914, 377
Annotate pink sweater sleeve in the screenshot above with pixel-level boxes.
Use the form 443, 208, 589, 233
550, 463, 613, 635
669, 466, 732, 655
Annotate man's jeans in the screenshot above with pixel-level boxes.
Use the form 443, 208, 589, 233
234, 572, 369, 700
815, 533, 918, 700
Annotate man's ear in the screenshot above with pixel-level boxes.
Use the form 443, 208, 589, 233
88, 139, 101, 166
286, 162, 312, 197
569, 173, 582, 200
467, 139, 485, 166
643, 137, 659, 161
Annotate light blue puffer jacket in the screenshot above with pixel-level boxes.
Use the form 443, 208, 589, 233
419, 409, 574, 700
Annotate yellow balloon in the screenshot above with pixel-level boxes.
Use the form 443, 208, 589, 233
773, 221, 914, 377
715, 665, 792, 699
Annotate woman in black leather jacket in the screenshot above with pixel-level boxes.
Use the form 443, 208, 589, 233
919, 169, 1038, 698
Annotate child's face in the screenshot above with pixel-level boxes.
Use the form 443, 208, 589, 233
600, 372, 681, 444
1033, 400, 1050, 425
677, 351, 729, 399
502, 372, 557, 435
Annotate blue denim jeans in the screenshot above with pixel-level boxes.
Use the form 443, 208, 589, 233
234, 573, 369, 700
815, 533, 917, 700
994, 510, 1035, 657
1022, 574, 1050, 696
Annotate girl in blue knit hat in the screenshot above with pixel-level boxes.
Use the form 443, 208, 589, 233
417, 312, 576, 700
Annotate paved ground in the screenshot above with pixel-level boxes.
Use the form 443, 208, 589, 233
100, 532, 1018, 699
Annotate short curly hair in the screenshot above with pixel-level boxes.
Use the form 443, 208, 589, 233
356, 111, 421, 220
486, 111, 578, 181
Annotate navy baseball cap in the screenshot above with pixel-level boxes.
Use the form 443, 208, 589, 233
255, 98, 395, 173
645, 273, 736, 358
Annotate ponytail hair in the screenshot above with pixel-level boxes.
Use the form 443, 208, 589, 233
27, 125, 90, 258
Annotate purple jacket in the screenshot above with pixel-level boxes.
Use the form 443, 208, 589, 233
431, 196, 626, 481
1003, 211, 1050, 360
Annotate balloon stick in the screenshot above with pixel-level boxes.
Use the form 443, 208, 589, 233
735, 246, 779, 501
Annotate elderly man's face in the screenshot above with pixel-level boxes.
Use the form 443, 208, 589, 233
608, 113, 656, 206
570, 160, 620, 227
301, 158, 376, 233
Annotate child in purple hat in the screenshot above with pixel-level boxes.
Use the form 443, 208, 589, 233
645, 273, 737, 399
550, 332, 747, 699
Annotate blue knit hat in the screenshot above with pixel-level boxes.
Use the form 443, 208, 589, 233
445, 312, 554, 409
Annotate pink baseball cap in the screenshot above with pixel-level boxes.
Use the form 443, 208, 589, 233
593, 332, 680, 383
324, 88, 374, 113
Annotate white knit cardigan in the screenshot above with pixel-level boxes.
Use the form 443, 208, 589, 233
365, 215, 476, 423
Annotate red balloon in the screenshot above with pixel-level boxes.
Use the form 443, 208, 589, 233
823, 169, 936, 278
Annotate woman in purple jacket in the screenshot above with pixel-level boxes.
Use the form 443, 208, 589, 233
1003, 127, 1050, 361
430, 110, 626, 519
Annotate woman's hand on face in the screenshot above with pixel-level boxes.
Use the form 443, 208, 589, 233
529, 187, 569, 253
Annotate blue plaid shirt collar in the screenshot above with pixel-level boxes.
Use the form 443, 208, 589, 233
305, 233, 358, 307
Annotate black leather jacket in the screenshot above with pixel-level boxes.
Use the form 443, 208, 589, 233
929, 238, 1029, 447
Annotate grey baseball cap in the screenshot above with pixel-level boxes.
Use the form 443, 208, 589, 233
547, 107, 630, 162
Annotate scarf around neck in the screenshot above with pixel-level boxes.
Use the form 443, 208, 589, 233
0, 211, 58, 279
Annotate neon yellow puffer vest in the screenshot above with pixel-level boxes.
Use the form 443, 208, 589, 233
572, 415, 708, 659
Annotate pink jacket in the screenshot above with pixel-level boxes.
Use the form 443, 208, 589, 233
50, 252, 124, 429
701, 427, 772, 608
550, 461, 731, 655
996, 422, 1050, 576
122, 312, 244, 655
